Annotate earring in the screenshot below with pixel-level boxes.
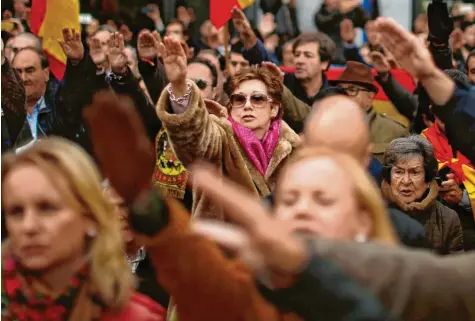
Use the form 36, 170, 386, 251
354, 233, 367, 243
87, 228, 97, 238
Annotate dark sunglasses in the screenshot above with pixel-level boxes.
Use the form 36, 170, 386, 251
229, 93, 272, 109
193, 78, 209, 90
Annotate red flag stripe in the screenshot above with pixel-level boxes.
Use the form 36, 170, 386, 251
30, 0, 47, 35
210, 0, 239, 29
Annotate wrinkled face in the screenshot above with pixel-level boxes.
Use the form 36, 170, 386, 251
229, 52, 250, 77
187, 62, 215, 100
467, 56, 475, 84
294, 42, 326, 81
166, 23, 184, 42
282, 42, 294, 67
275, 157, 371, 241
3, 164, 90, 271
104, 188, 133, 244
13, 49, 49, 102
390, 157, 428, 205
230, 79, 278, 139
93, 30, 111, 53
339, 83, 375, 112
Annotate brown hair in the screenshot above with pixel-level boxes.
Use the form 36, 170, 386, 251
292, 31, 336, 63
277, 146, 399, 245
228, 65, 284, 119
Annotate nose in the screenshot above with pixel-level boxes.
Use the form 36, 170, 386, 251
401, 172, 411, 184
243, 96, 253, 110
18, 70, 28, 83
282, 197, 314, 221
21, 209, 40, 234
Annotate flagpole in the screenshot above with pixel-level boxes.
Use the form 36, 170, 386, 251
224, 21, 230, 75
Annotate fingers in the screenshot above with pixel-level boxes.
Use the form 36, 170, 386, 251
152, 30, 162, 45
441, 178, 457, 187
231, 6, 246, 20
189, 163, 271, 230
158, 42, 167, 58
62, 28, 71, 42
91, 37, 101, 49
192, 220, 249, 252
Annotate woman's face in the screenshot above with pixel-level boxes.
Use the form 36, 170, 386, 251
230, 79, 278, 139
275, 157, 371, 241
3, 164, 90, 271
389, 156, 428, 204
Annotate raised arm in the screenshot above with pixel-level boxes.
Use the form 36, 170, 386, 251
156, 37, 227, 165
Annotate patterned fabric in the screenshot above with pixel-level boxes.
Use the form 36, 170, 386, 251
2, 256, 90, 321
228, 116, 282, 177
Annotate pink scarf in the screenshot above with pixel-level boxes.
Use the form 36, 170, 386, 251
228, 116, 282, 176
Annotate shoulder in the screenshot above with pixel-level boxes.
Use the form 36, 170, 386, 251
104, 292, 166, 321
280, 121, 301, 149
375, 112, 408, 128
434, 201, 461, 223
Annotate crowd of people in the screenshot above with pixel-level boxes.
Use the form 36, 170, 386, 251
1, 0, 475, 320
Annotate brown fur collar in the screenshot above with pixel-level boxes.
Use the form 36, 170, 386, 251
381, 180, 439, 214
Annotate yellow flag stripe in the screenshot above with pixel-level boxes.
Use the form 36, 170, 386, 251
238, 0, 256, 9
39, 0, 80, 64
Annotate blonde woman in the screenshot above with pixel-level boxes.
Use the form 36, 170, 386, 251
1, 138, 165, 321
274, 147, 399, 245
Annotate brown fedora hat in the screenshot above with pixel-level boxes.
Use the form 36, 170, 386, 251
335, 61, 379, 93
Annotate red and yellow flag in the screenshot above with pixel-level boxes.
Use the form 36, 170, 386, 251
30, 0, 80, 80
210, 0, 255, 29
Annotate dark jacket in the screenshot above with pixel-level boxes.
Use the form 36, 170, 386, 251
257, 240, 392, 321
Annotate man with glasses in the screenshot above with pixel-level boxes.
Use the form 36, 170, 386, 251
186, 57, 218, 100
335, 61, 408, 162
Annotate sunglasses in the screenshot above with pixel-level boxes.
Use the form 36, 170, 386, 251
229, 93, 272, 109
193, 78, 209, 90
339, 86, 371, 97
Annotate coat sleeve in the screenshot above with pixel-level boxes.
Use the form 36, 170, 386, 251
445, 208, 464, 253
139, 199, 279, 321
281, 86, 311, 125
156, 82, 228, 165
311, 239, 475, 321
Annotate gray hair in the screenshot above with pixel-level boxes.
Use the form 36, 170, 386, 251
14, 32, 42, 51
383, 135, 438, 182
93, 24, 116, 36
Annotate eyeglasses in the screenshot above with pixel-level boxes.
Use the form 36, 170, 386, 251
340, 86, 371, 97
229, 93, 272, 109
193, 78, 209, 90
391, 168, 424, 181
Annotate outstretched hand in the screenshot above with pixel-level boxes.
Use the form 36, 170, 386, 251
107, 32, 128, 74
83, 91, 154, 204
261, 61, 284, 83
204, 99, 228, 117
190, 164, 308, 286
59, 28, 84, 63
137, 29, 161, 60
158, 36, 188, 89
89, 37, 107, 66
231, 6, 257, 49
374, 17, 434, 80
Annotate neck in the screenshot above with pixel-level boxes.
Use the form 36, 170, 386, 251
26, 97, 39, 115
36, 255, 86, 293
300, 74, 323, 98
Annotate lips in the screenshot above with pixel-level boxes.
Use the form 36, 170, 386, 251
242, 115, 256, 121
399, 189, 413, 196
21, 245, 47, 256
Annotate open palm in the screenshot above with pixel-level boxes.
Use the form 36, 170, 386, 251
158, 37, 187, 84
59, 28, 84, 62
138, 29, 161, 60
107, 32, 127, 74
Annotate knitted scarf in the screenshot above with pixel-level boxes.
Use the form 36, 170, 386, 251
228, 116, 282, 177
1, 254, 104, 321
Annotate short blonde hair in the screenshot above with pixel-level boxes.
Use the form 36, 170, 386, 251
2, 138, 134, 308
278, 146, 399, 245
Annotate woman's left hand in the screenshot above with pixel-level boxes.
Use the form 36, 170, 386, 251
190, 163, 308, 286
439, 173, 463, 204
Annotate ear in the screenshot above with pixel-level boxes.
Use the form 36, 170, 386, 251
43, 67, 50, 83
321, 60, 330, 71
270, 103, 280, 119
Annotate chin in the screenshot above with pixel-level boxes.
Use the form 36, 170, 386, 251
18, 256, 52, 271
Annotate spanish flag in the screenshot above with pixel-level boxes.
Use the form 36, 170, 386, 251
30, 0, 80, 81
210, 0, 255, 29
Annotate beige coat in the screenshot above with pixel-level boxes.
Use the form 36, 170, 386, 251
156, 83, 301, 220
369, 108, 409, 162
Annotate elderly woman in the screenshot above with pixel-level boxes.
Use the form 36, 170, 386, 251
1, 138, 165, 320
381, 135, 464, 254
156, 37, 302, 219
